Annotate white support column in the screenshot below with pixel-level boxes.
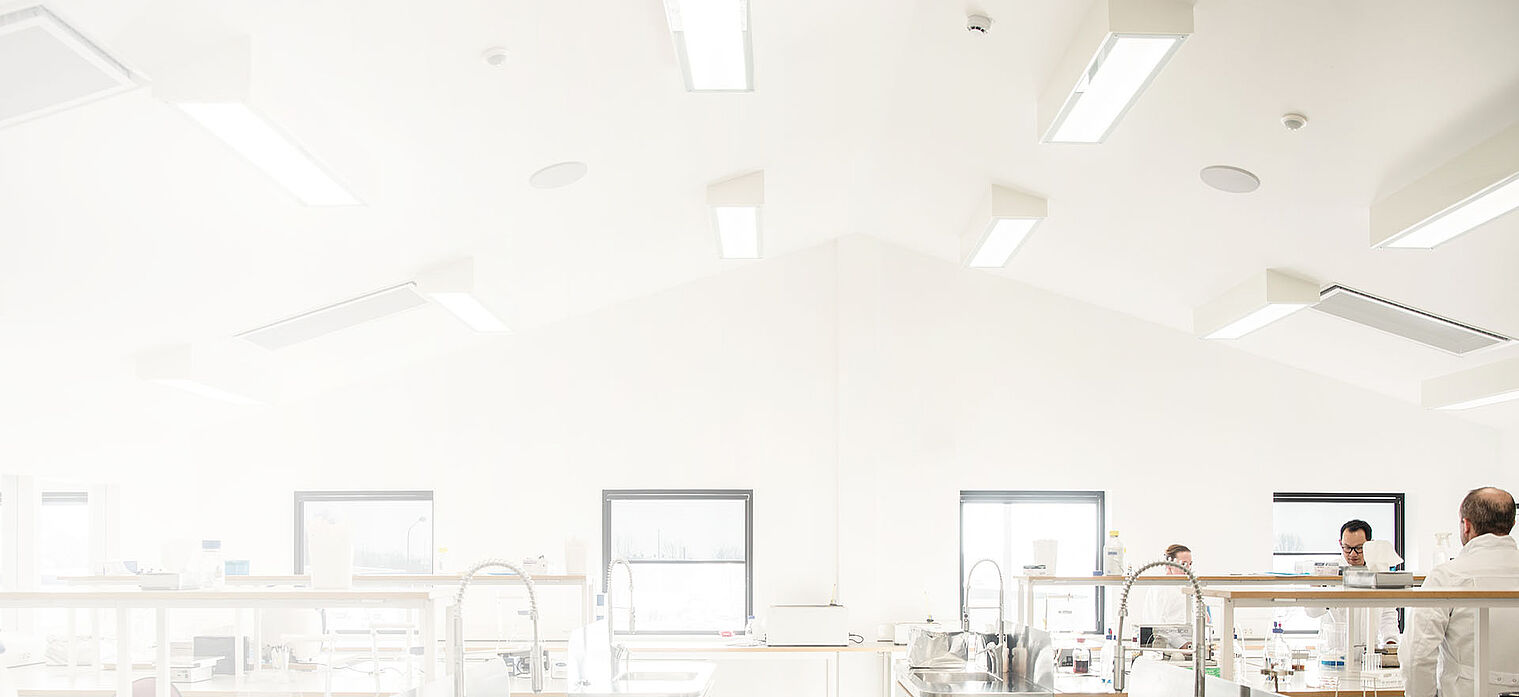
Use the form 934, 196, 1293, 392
234, 609, 246, 680
1218, 600, 1236, 680
115, 607, 132, 697
422, 598, 438, 681
155, 609, 170, 697
1475, 607, 1491, 697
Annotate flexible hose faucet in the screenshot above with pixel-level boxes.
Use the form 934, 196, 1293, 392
605, 559, 636, 680
962, 559, 1007, 678
1113, 561, 1206, 697
452, 559, 543, 696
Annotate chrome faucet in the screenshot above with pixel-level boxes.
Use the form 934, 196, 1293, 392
605, 559, 636, 681
962, 558, 1007, 678
1114, 561, 1206, 697
452, 559, 543, 696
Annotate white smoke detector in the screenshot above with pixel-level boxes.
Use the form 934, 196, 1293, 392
1281, 113, 1308, 131
967, 14, 993, 34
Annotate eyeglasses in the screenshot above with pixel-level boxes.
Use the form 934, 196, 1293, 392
1340, 544, 1365, 554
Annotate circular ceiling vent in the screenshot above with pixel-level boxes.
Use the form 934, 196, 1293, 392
529, 161, 588, 189
1199, 165, 1260, 194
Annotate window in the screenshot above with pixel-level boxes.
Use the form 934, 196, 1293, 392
603, 490, 752, 634
961, 491, 1105, 634
294, 491, 433, 574
1272, 492, 1404, 632
38, 491, 90, 584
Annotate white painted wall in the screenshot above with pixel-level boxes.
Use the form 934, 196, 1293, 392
20, 235, 1509, 696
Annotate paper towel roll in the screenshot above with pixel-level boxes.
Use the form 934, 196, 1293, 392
1362, 539, 1403, 571
1032, 539, 1059, 573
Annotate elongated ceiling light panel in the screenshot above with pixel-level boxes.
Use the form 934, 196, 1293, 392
1038, 0, 1192, 144
1424, 356, 1519, 410
153, 39, 359, 206
237, 283, 428, 350
0, 6, 136, 129
137, 343, 269, 405
415, 257, 509, 333
961, 184, 1048, 268
707, 171, 764, 259
1194, 269, 1319, 340
1372, 121, 1519, 249
663, 0, 753, 92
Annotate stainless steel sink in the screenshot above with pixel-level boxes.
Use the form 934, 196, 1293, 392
898, 668, 1053, 697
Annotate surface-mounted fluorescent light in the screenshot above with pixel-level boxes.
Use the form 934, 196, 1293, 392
238, 283, 429, 350
1373, 122, 1519, 248
137, 344, 269, 405
707, 171, 764, 259
1423, 356, 1519, 410
415, 258, 510, 333
176, 103, 359, 206
663, 0, 753, 92
154, 38, 360, 206
713, 206, 760, 259
961, 184, 1048, 269
152, 378, 264, 406
1194, 269, 1319, 340
1038, 0, 1192, 144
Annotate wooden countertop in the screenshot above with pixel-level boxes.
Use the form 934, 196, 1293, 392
0, 589, 444, 609
1203, 587, 1519, 600
58, 574, 588, 586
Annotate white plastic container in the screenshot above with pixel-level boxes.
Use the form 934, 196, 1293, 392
1103, 531, 1125, 575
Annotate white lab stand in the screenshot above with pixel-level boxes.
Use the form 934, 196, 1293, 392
1203, 587, 1519, 697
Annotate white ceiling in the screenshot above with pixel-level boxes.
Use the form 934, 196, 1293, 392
2, 0, 1518, 438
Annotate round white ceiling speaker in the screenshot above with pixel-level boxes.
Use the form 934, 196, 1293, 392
1281, 112, 1308, 131
529, 161, 588, 189
1199, 165, 1261, 193
482, 47, 509, 67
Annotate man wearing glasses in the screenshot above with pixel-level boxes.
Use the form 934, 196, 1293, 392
1304, 520, 1400, 648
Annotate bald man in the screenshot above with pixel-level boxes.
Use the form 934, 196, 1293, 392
1402, 487, 1519, 697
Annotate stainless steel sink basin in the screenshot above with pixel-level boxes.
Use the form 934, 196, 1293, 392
616, 671, 701, 682
898, 668, 1053, 697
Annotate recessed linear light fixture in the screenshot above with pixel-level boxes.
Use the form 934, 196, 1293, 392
961, 184, 1048, 269
662, 0, 753, 92
1372, 121, 1519, 249
137, 343, 269, 405
707, 171, 764, 259
1194, 269, 1319, 340
1038, 0, 1192, 144
1313, 285, 1511, 356
153, 39, 360, 206
237, 283, 429, 350
415, 257, 510, 333
1423, 356, 1519, 410
1038, 0, 1191, 145
0, 6, 136, 129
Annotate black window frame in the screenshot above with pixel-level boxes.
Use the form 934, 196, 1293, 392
1272, 491, 1406, 634
293, 490, 434, 574
602, 489, 754, 636
960, 490, 1106, 634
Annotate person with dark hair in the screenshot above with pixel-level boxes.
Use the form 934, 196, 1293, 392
1403, 487, 1519, 697
1305, 519, 1399, 647
1142, 544, 1200, 648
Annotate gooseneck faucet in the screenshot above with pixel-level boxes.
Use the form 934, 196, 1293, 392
605, 559, 636, 680
1113, 561, 1206, 697
452, 559, 543, 696
962, 559, 1007, 678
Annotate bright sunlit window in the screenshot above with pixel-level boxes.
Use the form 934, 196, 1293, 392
38, 491, 91, 584
295, 491, 434, 574
603, 490, 752, 634
961, 490, 1105, 634
1272, 492, 1403, 632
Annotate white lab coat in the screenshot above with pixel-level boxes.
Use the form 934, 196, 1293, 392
1142, 586, 1199, 648
1401, 533, 1519, 697
1303, 605, 1400, 648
